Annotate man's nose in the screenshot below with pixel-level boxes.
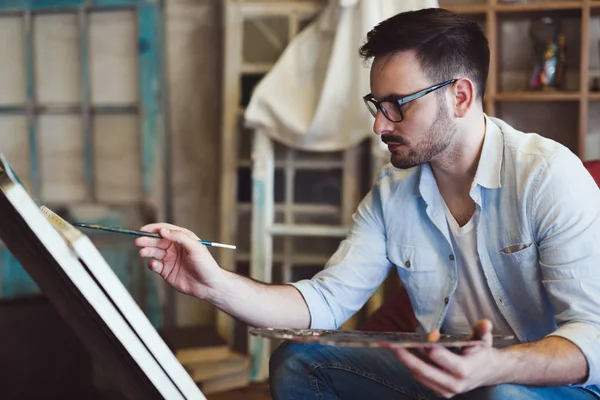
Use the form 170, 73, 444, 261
373, 111, 395, 136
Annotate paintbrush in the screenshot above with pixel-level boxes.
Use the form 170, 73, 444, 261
71, 222, 236, 250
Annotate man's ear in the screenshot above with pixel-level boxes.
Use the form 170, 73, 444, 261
452, 78, 475, 118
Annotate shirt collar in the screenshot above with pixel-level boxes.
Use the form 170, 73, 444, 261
474, 115, 503, 190
416, 114, 504, 198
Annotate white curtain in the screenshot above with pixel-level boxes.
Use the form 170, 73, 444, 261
244, 0, 439, 152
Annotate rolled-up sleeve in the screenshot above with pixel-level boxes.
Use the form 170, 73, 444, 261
534, 147, 600, 386
547, 322, 600, 387
289, 179, 393, 329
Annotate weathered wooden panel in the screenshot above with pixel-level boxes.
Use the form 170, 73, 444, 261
0, 117, 30, 189
90, 10, 138, 105
38, 115, 86, 202
35, 13, 80, 104
93, 115, 141, 203
0, 17, 26, 106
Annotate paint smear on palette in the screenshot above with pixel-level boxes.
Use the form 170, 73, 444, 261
249, 328, 515, 349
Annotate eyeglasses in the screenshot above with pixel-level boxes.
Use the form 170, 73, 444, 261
363, 79, 457, 123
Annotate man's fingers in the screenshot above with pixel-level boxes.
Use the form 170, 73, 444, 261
139, 247, 167, 260
159, 228, 204, 253
393, 348, 460, 397
134, 236, 172, 250
394, 348, 457, 386
461, 345, 483, 356
470, 319, 494, 346
140, 223, 199, 239
425, 346, 471, 378
473, 319, 493, 337
428, 329, 441, 342
140, 222, 183, 233
135, 228, 204, 254
148, 259, 163, 274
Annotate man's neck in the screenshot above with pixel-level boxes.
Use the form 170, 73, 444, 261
431, 114, 487, 190
430, 113, 486, 227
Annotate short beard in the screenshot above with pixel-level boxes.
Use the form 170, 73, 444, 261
389, 104, 455, 169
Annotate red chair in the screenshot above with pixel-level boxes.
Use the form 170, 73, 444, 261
360, 159, 600, 333
584, 159, 600, 187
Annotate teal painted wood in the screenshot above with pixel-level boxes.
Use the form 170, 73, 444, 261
24, 12, 39, 199
250, 131, 275, 381
0, 105, 138, 114
0, 0, 139, 12
138, 1, 164, 197
79, 8, 94, 201
100, 249, 131, 289
97, 248, 161, 328
0, 0, 166, 198
0, 106, 25, 114
145, 267, 163, 328
1, 247, 40, 298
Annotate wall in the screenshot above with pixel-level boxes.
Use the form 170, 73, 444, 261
166, 0, 221, 326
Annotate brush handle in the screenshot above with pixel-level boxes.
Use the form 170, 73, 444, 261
72, 223, 236, 250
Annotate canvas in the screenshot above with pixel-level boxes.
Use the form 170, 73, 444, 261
0, 152, 206, 400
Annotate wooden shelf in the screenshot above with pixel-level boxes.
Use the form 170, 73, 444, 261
493, 91, 581, 101
589, 92, 600, 101
238, 159, 345, 169
270, 223, 349, 237
237, 202, 340, 214
444, 4, 488, 14
445, 1, 583, 13
495, 1, 582, 13
591, 0, 600, 8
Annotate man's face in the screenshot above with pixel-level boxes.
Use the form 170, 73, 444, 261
369, 51, 456, 169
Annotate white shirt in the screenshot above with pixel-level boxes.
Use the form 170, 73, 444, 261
441, 202, 516, 339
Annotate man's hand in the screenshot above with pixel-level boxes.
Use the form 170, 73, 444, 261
389, 320, 505, 398
135, 223, 227, 300
134, 223, 312, 329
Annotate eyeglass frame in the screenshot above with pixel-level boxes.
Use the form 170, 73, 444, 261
363, 79, 458, 123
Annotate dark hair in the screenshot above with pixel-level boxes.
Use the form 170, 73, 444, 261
359, 8, 489, 101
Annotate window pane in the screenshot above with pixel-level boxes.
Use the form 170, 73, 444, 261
90, 11, 138, 104
93, 115, 141, 203
0, 17, 26, 106
35, 13, 81, 104
39, 115, 85, 203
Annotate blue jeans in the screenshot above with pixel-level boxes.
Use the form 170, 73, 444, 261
269, 342, 600, 400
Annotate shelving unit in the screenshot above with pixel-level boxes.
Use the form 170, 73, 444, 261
441, 0, 599, 159
220, 0, 330, 351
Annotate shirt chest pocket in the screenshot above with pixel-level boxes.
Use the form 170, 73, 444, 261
497, 242, 539, 276
498, 242, 536, 260
387, 243, 437, 272
387, 243, 439, 310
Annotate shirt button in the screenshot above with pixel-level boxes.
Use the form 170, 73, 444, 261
444, 297, 449, 305
405, 260, 411, 268
449, 254, 455, 261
